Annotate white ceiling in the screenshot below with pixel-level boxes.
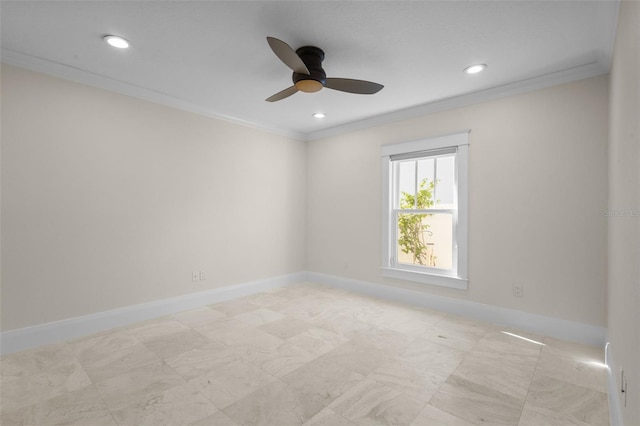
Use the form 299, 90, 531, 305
1, 1, 619, 140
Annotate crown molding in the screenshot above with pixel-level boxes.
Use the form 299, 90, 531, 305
306, 0, 619, 142
0, 48, 306, 142
305, 60, 609, 141
595, 0, 620, 71
3, 12, 615, 145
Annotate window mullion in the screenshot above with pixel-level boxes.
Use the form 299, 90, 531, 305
392, 208, 455, 214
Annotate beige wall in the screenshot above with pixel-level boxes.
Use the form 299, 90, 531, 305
0, 64, 307, 331
0, 59, 613, 337
607, 1, 640, 424
308, 75, 609, 327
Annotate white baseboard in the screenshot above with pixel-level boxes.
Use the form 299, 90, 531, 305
0, 272, 305, 355
605, 343, 624, 426
1, 270, 607, 355
307, 271, 607, 347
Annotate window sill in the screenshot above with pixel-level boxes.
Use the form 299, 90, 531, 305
380, 267, 468, 290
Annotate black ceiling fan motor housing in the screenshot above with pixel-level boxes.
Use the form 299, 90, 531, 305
293, 46, 326, 86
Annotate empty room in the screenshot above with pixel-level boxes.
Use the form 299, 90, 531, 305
1, 1, 638, 425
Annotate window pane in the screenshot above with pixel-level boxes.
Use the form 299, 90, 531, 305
417, 159, 435, 208
397, 212, 453, 270
435, 155, 455, 208
398, 161, 415, 208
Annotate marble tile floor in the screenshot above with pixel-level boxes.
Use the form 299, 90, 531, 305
0, 283, 610, 426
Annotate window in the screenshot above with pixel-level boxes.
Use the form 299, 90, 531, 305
381, 131, 469, 289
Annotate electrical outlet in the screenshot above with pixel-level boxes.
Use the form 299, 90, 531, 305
512, 283, 523, 298
199, 270, 206, 281
192, 271, 199, 282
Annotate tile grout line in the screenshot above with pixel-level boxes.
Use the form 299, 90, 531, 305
513, 340, 545, 426
1, 284, 610, 426
69, 347, 122, 426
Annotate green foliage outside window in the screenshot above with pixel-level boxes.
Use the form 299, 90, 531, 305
398, 179, 436, 266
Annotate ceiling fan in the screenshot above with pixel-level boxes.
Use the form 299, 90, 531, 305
265, 37, 384, 102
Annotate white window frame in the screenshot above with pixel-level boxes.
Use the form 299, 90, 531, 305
381, 131, 469, 290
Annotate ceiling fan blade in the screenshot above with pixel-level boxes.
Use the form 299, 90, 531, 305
267, 37, 310, 75
325, 78, 384, 94
266, 85, 299, 102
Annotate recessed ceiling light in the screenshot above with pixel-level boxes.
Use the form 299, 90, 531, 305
464, 64, 486, 74
312, 112, 326, 119
103, 35, 130, 49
